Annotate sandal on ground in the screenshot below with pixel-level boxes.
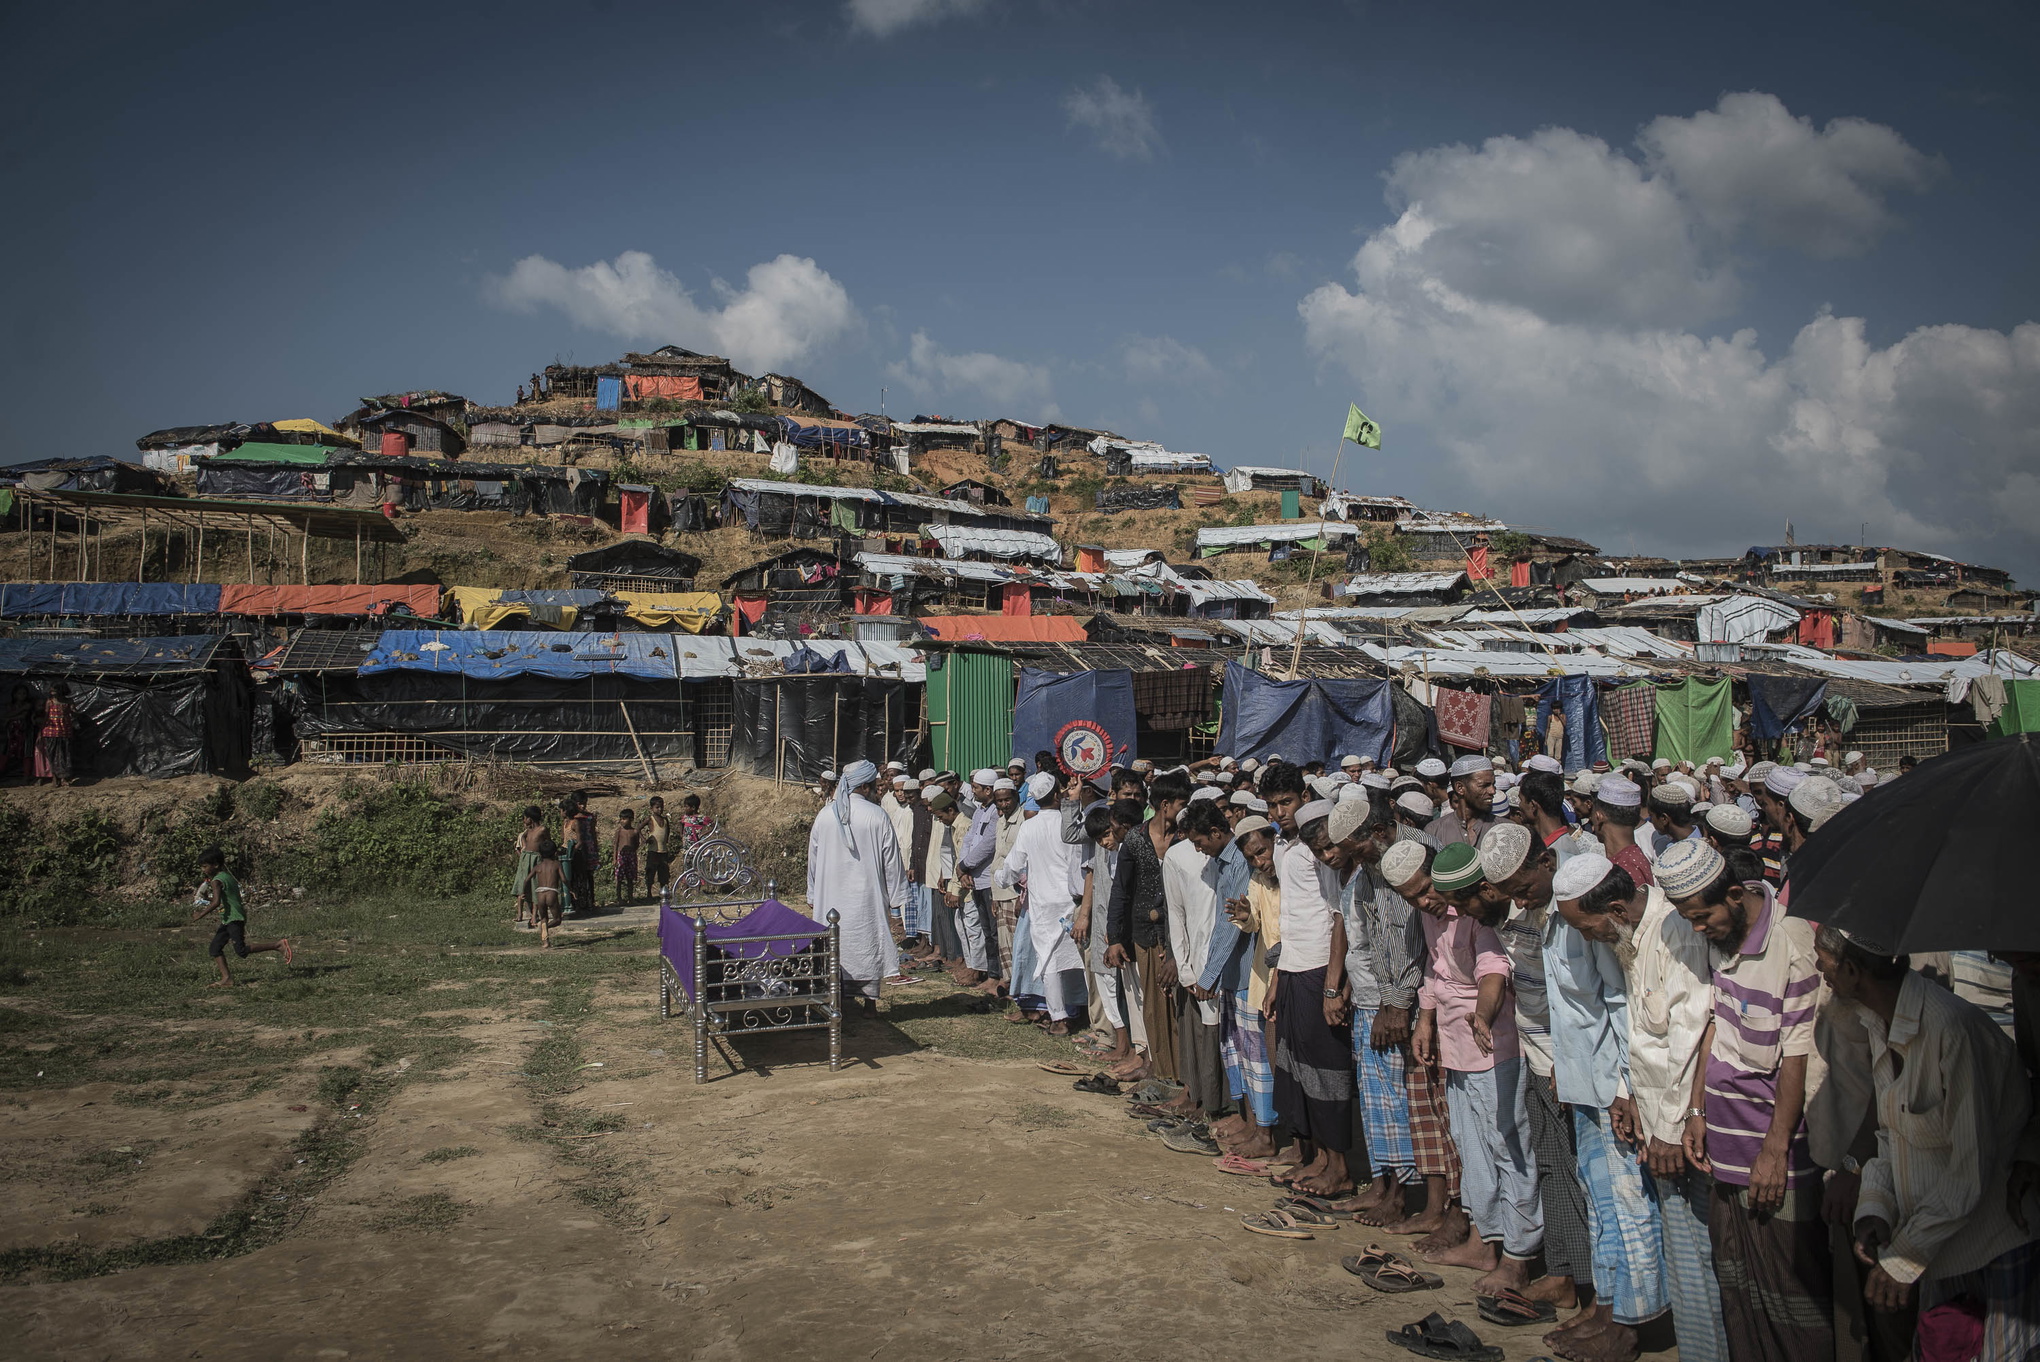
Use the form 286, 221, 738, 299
1475, 1289, 1558, 1327
1361, 1261, 1446, 1294
1214, 1153, 1273, 1176
1124, 1078, 1183, 1104
1072, 1073, 1121, 1095
1125, 1102, 1176, 1118
1383, 1312, 1501, 1360
1271, 1201, 1347, 1226
1240, 1209, 1314, 1240
1341, 1244, 1411, 1275
1161, 1124, 1221, 1155
1035, 1060, 1089, 1076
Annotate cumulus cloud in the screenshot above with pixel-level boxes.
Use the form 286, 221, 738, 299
489, 250, 856, 374
1121, 335, 1215, 384
1300, 95, 2038, 580
846, 0, 986, 38
889, 331, 1053, 412
1064, 76, 1161, 160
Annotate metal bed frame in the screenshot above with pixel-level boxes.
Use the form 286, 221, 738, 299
656, 841, 843, 1084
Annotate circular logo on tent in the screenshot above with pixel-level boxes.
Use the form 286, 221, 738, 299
1055, 719, 1115, 777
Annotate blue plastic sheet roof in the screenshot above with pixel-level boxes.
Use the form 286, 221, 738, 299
0, 583, 222, 617
359, 630, 680, 681
0, 634, 225, 675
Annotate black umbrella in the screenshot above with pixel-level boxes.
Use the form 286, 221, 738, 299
1785, 732, 2040, 952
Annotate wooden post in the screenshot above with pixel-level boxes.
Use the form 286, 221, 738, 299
193, 522, 204, 584
355, 522, 362, 584
300, 530, 308, 586
138, 510, 147, 583
246, 517, 254, 585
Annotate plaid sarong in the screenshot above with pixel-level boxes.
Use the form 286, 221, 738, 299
1602, 681, 1657, 763
993, 891, 1020, 937
1220, 989, 1276, 1126
1919, 1238, 2040, 1362
1352, 1006, 1418, 1184
1405, 1049, 1461, 1198
1709, 1180, 1833, 1361
1574, 1105, 1669, 1326
1525, 1073, 1593, 1286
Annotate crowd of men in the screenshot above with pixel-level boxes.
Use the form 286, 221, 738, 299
805, 744, 2037, 1362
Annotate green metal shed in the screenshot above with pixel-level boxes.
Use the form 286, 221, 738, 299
927, 649, 1014, 775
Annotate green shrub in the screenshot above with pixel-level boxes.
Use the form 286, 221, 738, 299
283, 780, 519, 899
239, 782, 285, 822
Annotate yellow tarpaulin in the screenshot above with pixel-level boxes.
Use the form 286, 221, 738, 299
272, 417, 360, 446
613, 591, 722, 633
444, 586, 583, 632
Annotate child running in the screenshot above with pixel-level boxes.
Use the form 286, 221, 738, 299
187, 846, 290, 987
611, 808, 642, 905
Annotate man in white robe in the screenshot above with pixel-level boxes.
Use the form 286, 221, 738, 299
996, 773, 1088, 1035
808, 761, 908, 1016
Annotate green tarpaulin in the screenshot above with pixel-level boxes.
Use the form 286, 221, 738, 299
1653, 676, 1735, 765
1990, 680, 2040, 738
214, 442, 336, 465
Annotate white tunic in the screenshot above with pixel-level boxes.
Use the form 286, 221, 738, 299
807, 796, 909, 989
1163, 839, 1220, 1025
996, 804, 1085, 976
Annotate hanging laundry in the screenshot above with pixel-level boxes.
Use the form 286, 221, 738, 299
1433, 687, 1492, 751
1466, 546, 1491, 580
1510, 559, 1531, 588
1535, 675, 1607, 773
1599, 681, 1657, 762
1651, 676, 1735, 765
769, 441, 798, 474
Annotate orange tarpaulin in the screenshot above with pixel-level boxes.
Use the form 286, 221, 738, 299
1001, 582, 1033, 616
852, 589, 893, 616
218, 584, 441, 617
619, 486, 651, 535
1466, 547, 1492, 580
1796, 610, 1836, 650
918, 615, 1088, 643
1074, 546, 1105, 573
1510, 559, 1531, 588
624, 374, 702, 401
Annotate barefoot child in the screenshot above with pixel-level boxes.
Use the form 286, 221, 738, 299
678, 794, 713, 848
188, 847, 290, 987
512, 805, 546, 926
610, 808, 642, 905
529, 833, 565, 948
642, 796, 673, 899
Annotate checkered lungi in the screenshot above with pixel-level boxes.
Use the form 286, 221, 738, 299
1220, 989, 1276, 1127
993, 890, 1021, 938
1574, 1105, 1669, 1326
1659, 1167, 1727, 1362
1919, 1237, 2040, 1362
1524, 1071, 1594, 1287
1405, 1049, 1461, 1199
1352, 1006, 1418, 1185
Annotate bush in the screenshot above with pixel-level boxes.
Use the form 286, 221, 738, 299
240, 782, 285, 822
283, 780, 519, 900
0, 807, 127, 925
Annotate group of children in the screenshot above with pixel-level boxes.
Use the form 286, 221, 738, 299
510, 792, 715, 943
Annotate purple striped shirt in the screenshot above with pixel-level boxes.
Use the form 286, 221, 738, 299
1705, 886, 1821, 1187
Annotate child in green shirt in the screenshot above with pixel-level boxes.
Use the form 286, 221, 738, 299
187, 846, 291, 988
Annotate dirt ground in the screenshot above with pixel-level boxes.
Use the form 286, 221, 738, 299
0, 889, 1678, 1362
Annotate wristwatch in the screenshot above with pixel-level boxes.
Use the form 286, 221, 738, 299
1841, 1154, 1862, 1175
1685, 1106, 1706, 1121
1323, 988, 1341, 999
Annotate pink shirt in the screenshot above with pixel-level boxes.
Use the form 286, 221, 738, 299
1417, 907, 1518, 1073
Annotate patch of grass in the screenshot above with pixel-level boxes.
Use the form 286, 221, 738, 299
420, 1145, 480, 1164
369, 1192, 471, 1234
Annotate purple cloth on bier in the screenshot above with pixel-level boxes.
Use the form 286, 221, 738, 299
659, 899, 826, 1001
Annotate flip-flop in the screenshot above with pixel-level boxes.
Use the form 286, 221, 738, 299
1240, 1209, 1314, 1240
1162, 1125, 1221, 1155
1271, 1201, 1347, 1226
1475, 1289, 1559, 1327
1214, 1153, 1273, 1176
1383, 1312, 1502, 1359
1360, 1261, 1445, 1294
1341, 1244, 1410, 1274
1035, 1060, 1089, 1076
1125, 1102, 1174, 1119
1072, 1073, 1121, 1095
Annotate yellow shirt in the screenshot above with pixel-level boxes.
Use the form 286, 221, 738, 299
1239, 873, 1283, 1013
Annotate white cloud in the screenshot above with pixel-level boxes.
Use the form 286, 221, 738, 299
1121, 334, 1215, 384
889, 330, 1053, 412
489, 250, 856, 374
1640, 92, 1940, 257
1300, 96, 2039, 580
1064, 76, 1161, 161
846, 0, 987, 38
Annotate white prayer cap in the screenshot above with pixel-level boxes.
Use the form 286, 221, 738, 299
1652, 780, 1693, 806
1552, 852, 1614, 901
1239, 758, 1261, 773
1229, 791, 1258, 807
1379, 839, 1429, 889
972, 768, 999, 786
1596, 775, 1642, 808
1219, 756, 1236, 770
1722, 761, 1747, 779
1337, 783, 1371, 804
820, 769, 838, 781
1449, 755, 1489, 778
1492, 793, 1513, 817
992, 778, 1017, 792
1789, 777, 1846, 831
1360, 772, 1392, 791
1328, 799, 1369, 844
1232, 815, 1274, 840
1396, 791, 1435, 819
886, 760, 906, 772
1491, 755, 1507, 768
1296, 799, 1336, 827
919, 768, 937, 780
1006, 758, 1027, 770
1794, 762, 1813, 773
1809, 756, 1829, 768
1415, 758, 1448, 779
920, 786, 940, 802
1845, 751, 1863, 764
1191, 787, 1222, 802
1496, 772, 1519, 790
1859, 768, 1878, 787
1525, 755, 1563, 775
1651, 758, 1672, 770
1246, 796, 1269, 813
1478, 822, 1533, 882
1308, 775, 1339, 801
1832, 774, 1863, 796
1765, 767, 1807, 796
1705, 804, 1753, 837
1340, 754, 1364, 769
1746, 760, 1777, 782
1693, 799, 1714, 815
1656, 840, 1725, 900
1359, 756, 1378, 768
901, 778, 921, 790
1025, 772, 1057, 800
1570, 770, 1603, 796
1132, 759, 1154, 773
1705, 756, 1723, 767
1380, 767, 1398, 780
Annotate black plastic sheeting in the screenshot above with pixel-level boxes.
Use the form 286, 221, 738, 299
195, 463, 325, 501
0, 670, 251, 779
1096, 485, 1181, 513
294, 672, 698, 772
1389, 683, 1441, 771
729, 677, 920, 781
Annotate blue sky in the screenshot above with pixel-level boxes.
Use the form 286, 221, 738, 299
5, 0, 2037, 581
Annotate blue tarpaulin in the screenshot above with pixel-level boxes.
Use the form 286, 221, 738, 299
1535, 675, 1608, 774
359, 630, 680, 681
1012, 667, 1138, 772
0, 583, 222, 617
595, 376, 623, 410
1217, 661, 1394, 765
1746, 675, 1828, 741
0, 635, 224, 675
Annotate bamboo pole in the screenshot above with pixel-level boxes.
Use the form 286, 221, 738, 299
354, 523, 362, 584
246, 518, 254, 585
138, 510, 147, 583
193, 522, 204, 584
300, 530, 308, 586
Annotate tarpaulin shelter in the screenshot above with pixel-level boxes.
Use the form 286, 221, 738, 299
918, 616, 1088, 643
445, 587, 609, 632
1014, 667, 1139, 771
0, 583, 222, 617
729, 671, 922, 781
1651, 676, 1736, 764
217, 584, 441, 619
1217, 661, 1393, 766
1746, 674, 1829, 741
617, 484, 660, 535
0, 635, 250, 778
565, 541, 701, 593
0, 457, 170, 496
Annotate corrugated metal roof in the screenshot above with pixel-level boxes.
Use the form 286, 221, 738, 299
854, 551, 1013, 585
925, 523, 1063, 564
1214, 618, 1350, 646
1865, 616, 1931, 634
1461, 607, 1592, 624
878, 488, 989, 518
1103, 548, 1164, 567
1363, 644, 1651, 678
1339, 571, 1467, 595
1195, 521, 1358, 548
1273, 604, 1471, 623
1580, 578, 1688, 593
727, 477, 881, 502
1172, 576, 1277, 606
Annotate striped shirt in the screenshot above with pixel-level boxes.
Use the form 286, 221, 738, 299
1496, 904, 1553, 1078
1704, 885, 1820, 1187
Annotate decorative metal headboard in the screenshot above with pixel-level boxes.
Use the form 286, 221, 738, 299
666, 829, 771, 924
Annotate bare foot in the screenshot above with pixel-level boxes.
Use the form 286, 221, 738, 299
1470, 1256, 1532, 1295
1044, 1020, 1071, 1036
1411, 1206, 1471, 1255
1381, 1202, 1444, 1236
1520, 1275, 1580, 1310
1225, 1135, 1277, 1160
1552, 1321, 1638, 1362
279, 938, 293, 966
1296, 1171, 1355, 1197
1547, 1308, 1611, 1344
1422, 1234, 1498, 1271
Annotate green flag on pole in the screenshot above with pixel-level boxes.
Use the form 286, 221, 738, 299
1343, 403, 1381, 449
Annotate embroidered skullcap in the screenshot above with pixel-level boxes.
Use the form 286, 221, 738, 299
1705, 756, 1723, 768
1746, 760, 1777, 782
1340, 754, 1364, 768
1859, 768, 1878, 787
1449, 755, 1489, 778
1379, 839, 1430, 890
1789, 776, 1845, 829
1722, 761, 1747, 779
1308, 775, 1339, 802
1232, 815, 1273, 840
992, 778, 1016, 792
1596, 775, 1642, 808
1390, 775, 1423, 795
1693, 800, 1714, 815
1656, 839, 1725, 900
1295, 799, 1335, 828
919, 768, 937, 781
1416, 758, 1448, 779
1570, 770, 1602, 796
1652, 758, 1672, 771
1478, 822, 1533, 882
1551, 852, 1614, 902
1396, 791, 1435, 819
1650, 782, 1692, 808
1764, 767, 1806, 797
1025, 772, 1057, 800
1229, 791, 1257, 807
1525, 754, 1563, 774
1191, 787, 1222, 802
1432, 842, 1484, 894
1705, 803, 1753, 837
1831, 774, 1863, 796
1246, 796, 1269, 813
1337, 782, 1370, 804
1361, 772, 1392, 791
1328, 798, 1370, 845
1845, 751, 1863, 765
